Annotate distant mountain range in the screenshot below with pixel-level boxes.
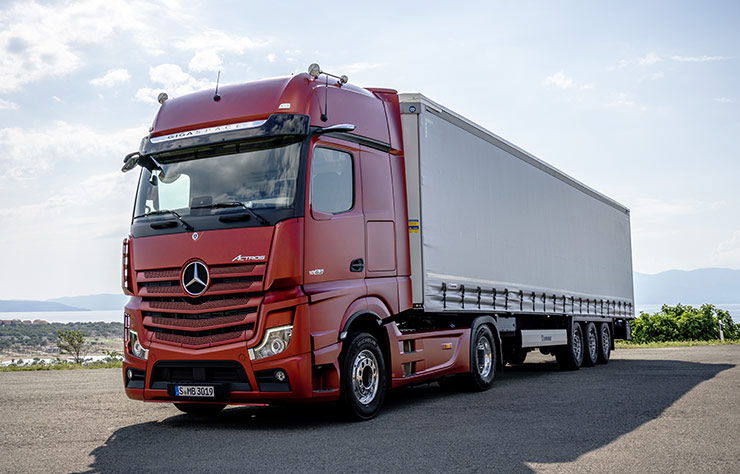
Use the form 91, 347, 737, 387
0, 294, 129, 313
634, 268, 740, 304
0, 268, 738, 313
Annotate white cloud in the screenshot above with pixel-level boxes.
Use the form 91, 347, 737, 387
175, 30, 267, 54
671, 55, 730, 62
631, 198, 725, 220
0, 0, 188, 93
189, 50, 222, 72
135, 64, 213, 103
175, 30, 269, 75
52, 96, 62, 103
544, 71, 574, 89
638, 52, 663, 65
266, 53, 277, 63
0, 98, 19, 110
90, 68, 131, 87
0, 121, 143, 181
617, 53, 729, 70
714, 97, 734, 104
605, 93, 646, 111
712, 231, 740, 268
543, 72, 594, 92
342, 62, 386, 74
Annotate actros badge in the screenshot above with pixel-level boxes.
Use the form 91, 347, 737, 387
232, 255, 266, 262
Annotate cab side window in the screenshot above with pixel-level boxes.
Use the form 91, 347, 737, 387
311, 147, 354, 214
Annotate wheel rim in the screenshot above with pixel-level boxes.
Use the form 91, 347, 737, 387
352, 349, 379, 405
601, 325, 610, 354
573, 328, 583, 360
588, 326, 598, 358
476, 335, 492, 378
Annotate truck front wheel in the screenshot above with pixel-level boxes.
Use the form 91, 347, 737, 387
340, 332, 387, 421
556, 321, 584, 370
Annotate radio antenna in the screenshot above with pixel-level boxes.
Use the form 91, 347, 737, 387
321, 74, 328, 122
213, 71, 221, 102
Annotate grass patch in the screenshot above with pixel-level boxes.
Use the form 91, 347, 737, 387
616, 339, 739, 349
0, 359, 122, 372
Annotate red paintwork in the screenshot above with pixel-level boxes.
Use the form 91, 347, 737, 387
124, 71, 469, 408
151, 74, 392, 152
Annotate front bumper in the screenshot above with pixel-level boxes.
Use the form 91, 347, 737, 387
123, 298, 339, 405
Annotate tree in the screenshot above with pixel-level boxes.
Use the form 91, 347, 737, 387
57, 329, 87, 364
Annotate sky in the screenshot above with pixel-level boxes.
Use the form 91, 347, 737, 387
0, 0, 738, 300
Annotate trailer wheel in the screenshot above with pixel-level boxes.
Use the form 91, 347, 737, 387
340, 332, 387, 421
463, 325, 496, 390
174, 403, 226, 416
597, 322, 611, 364
556, 322, 584, 370
582, 322, 598, 367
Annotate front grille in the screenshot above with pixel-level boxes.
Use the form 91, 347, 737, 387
137, 262, 266, 348
147, 295, 253, 311
146, 324, 254, 347
144, 307, 258, 329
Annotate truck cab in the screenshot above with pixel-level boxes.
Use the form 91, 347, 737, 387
121, 69, 424, 419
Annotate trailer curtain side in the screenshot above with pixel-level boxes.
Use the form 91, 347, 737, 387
400, 94, 634, 317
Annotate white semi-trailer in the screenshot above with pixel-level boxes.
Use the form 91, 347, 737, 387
400, 94, 634, 369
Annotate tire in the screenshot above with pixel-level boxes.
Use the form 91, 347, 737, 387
463, 325, 496, 391
597, 322, 611, 364
340, 332, 387, 421
174, 403, 226, 416
556, 321, 584, 370
582, 322, 598, 367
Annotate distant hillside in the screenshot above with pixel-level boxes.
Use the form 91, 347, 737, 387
48, 294, 129, 311
0, 294, 128, 313
0, 301, 88, 312
634, 268, 740, 304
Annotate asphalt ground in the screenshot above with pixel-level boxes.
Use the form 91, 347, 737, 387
1, 345, 739, 473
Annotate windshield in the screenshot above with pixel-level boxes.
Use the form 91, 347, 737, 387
134, 141, 302, 221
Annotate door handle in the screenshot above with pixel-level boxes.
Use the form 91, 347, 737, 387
350, 258, 364, 272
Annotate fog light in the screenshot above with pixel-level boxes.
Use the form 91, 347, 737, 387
249, 325, 293, 360
274, 370, 286, 382
126, 368, 133, 380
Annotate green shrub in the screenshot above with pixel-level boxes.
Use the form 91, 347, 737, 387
631, 304, 738, 343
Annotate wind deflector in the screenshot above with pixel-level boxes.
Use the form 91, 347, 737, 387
140, 114, 311, 156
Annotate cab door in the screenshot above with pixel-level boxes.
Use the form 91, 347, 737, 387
304, 138, 366, 287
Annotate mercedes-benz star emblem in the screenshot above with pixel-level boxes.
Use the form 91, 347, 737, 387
181, 261, 209, 296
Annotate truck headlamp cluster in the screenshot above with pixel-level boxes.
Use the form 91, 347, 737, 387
127, 330, 149, 360
249, 325, 293, 360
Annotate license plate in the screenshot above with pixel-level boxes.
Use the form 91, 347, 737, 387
175, 385, 215, 398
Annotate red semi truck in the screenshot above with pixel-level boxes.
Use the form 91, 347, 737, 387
121, 64, 634, 419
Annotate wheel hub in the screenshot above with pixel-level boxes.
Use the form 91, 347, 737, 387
476, 337, 492, 378
352, 349, 379, 405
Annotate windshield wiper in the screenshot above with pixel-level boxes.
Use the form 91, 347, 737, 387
134, 210, 194, 232
191, 201, 270, 226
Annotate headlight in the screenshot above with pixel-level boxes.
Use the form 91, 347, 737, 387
249, 325, 293, 360
128, 330, 149, 360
